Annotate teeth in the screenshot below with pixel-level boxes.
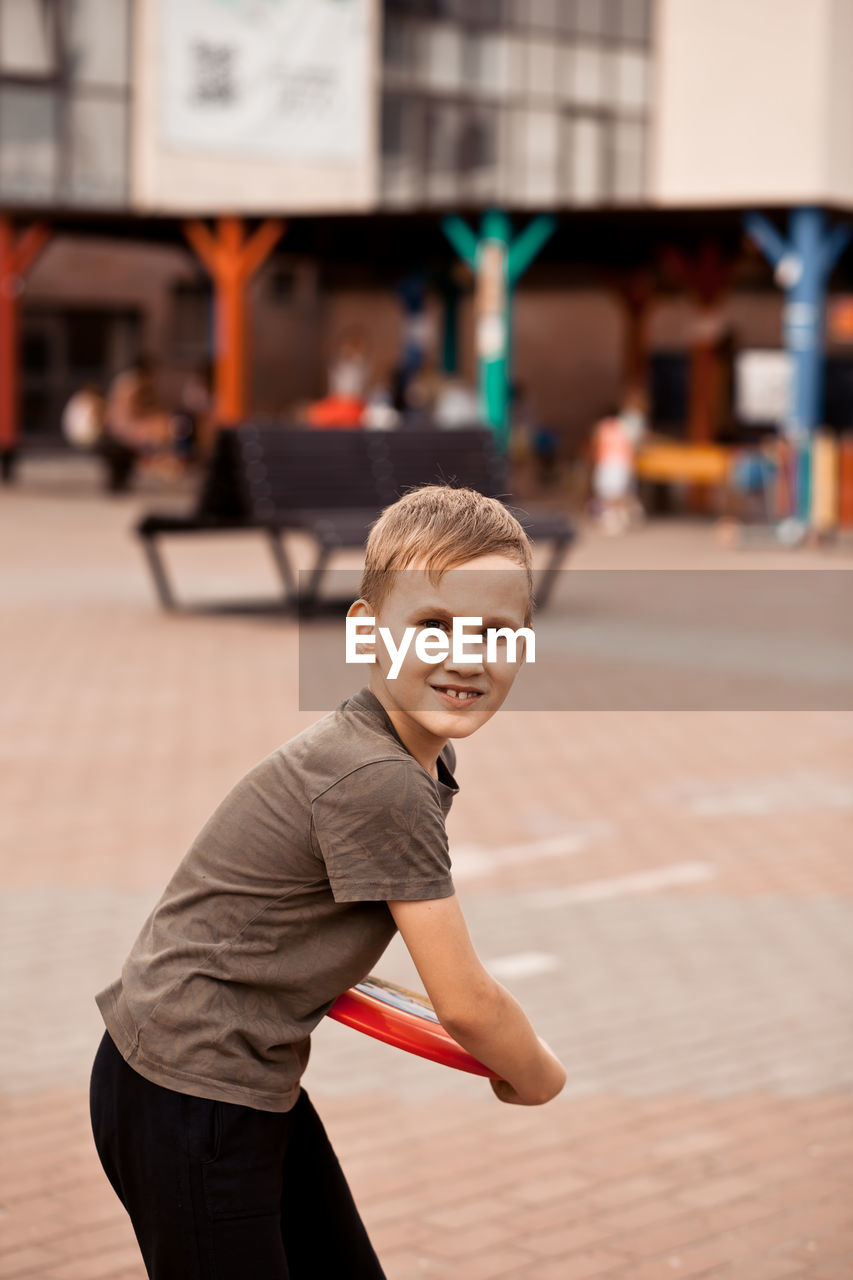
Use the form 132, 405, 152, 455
443, 689, 478, 700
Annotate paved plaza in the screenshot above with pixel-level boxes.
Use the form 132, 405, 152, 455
1, 454, 852, 1279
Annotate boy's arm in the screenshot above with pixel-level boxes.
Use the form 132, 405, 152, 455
387, 896, 566, 1105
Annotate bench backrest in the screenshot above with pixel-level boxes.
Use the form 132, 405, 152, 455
227, 424, 507, 522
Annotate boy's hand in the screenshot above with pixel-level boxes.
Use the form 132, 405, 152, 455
490, 1078, 527, 1105
489, 1038, 566, 1105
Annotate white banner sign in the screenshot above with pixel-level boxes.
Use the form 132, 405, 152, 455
735, 349, 792, 425
159, 0, 369, 161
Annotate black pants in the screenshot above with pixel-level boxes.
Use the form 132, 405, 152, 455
90, 1031, 386, 1280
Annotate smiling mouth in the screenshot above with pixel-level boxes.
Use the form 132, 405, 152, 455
432, 685, 485, 705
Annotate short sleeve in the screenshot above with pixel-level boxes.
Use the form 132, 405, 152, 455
311, 760, 455, 904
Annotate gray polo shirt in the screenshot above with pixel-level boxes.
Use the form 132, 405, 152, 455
96, 688, 457, 1112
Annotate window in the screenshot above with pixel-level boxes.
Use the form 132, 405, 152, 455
378, 0, 652, 208
567, 114, 605, 204
574, 0, 613, 39
68, 94, 127, 204
0, 85, 57, 199
616, 0, 651, 45
612, 117, 644, 200
422, 23, 464, 90
614, 48, 647, 110
526, 38, 558, 101
0, 0, 56, 75
0, 0, 130, 207
571, 42, 605, 107
69, 0, 130, 89
517, 106, 559, 202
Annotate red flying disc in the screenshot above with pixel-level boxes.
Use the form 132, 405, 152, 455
328, 976, 497, 1078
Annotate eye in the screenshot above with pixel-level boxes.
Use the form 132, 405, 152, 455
419, 618, 449, 631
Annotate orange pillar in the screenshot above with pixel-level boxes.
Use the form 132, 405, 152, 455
184, 215, 285, 424
0, 216, 50, 469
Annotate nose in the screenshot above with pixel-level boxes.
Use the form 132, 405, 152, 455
442, 645, 485, 678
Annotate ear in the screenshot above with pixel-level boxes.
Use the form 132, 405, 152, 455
347, 598, 371, 621
346, 599, 375, 654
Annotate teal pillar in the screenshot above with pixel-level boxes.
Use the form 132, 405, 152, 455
443, 209, 556, 450
439, 273, 461, 376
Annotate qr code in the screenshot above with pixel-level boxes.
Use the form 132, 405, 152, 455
191, 42, 235, 104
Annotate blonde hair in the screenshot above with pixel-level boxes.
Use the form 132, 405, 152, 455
360, 485, 534, 623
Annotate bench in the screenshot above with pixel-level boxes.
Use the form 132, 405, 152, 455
136, 425, 576, 611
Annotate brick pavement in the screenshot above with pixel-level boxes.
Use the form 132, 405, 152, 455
1, 455, 852, 1278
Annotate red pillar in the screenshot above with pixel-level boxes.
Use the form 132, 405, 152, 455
184, 216, 285, 424
663, 242, 733, 444
611, 266, 655, 405
0, 216, 50, 465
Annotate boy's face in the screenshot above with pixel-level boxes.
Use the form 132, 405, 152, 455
349, 554, 531, 773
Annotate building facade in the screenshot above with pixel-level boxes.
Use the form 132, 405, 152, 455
2, 0, 853, 449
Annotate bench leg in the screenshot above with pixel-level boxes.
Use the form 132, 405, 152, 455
265, 528, 297, 603
140, 536, 177, 610
535, 535, 574, 610
300, 543, 332, 612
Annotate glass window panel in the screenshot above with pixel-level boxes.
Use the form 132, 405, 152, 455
459, 105, 497, 171
475, 0, 508, 24
571, 42, 604, 106
425, 100, 461, 172
612, 117, 644, 200
422, 22, 464, 90
568, 114, 604, 204
520, 107, 559, 202
383, 16, 413, 71
0, 85, 57, 199
528, 0, 559, 28
575, 0, 611, 38
473, 31, 525, 95
614, 49, 647, 109
0, 0, 56, 75
68, 94, 127, 204
527, 38, 558, 99
68, 0, 129, 88
381, 96, 424, 204
504, 34, 527, 92
470, 31, 507, 96
617, 0, 651, 43
556, 0, 577, 35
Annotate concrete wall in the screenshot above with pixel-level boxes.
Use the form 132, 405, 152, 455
652, 0, 832, 205
824, 0, 853, 207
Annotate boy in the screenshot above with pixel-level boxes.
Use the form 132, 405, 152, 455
90, 485, 566, 1279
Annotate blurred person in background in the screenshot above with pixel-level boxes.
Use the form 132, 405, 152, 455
61, 382, 105, 452
175, 360, 213, 461
306, 329, 369, 427
101, 355, 174, 492
590, 405, 637, 534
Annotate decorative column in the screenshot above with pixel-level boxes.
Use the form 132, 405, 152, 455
0, 216, 50, 480
184, 216, 285, 423
745, 207, 850, 521
662, 241, 733, 445
442, 209, 556, 450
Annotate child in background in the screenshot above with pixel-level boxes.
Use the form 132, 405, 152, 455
591, 406, 636, 534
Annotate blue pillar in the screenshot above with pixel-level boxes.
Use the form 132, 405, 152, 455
744, 206, 850, 522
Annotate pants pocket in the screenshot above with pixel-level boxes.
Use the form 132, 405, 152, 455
200, 1100, 291, 1222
